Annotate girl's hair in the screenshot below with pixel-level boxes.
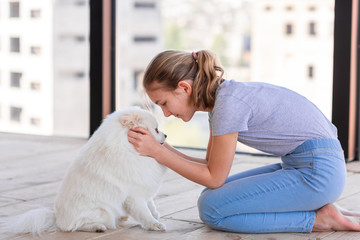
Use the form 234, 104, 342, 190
143, 50, 224, 109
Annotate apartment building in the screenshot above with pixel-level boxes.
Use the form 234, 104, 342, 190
0, 0, 89, 137
0, 0, 162, 137
251, 0, 335, 118
116, 0, 163, 109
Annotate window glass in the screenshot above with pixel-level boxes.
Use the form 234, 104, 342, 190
9, 1, 20, 18
0, 0, 90, 137
116, 0, 335, 153
10, 72, 22, 87
10, 37, 20, 52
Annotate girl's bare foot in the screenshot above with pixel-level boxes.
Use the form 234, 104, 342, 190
312, 204, 360, 231
334, 204, 360, 217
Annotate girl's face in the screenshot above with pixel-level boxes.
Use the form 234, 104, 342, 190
147, 80, 197, 122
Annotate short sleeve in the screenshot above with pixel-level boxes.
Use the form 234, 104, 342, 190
209, 95, 253, 136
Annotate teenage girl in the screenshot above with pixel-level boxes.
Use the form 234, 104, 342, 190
127, 50, 360, 233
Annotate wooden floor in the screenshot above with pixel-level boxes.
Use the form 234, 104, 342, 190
1, 132, 360, 240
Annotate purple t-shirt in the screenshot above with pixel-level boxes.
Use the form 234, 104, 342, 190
208, 80, 337, 156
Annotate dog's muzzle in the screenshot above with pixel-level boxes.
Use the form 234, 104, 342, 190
160, 134, 167, 145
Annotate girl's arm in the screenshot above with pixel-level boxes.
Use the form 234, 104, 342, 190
128, 127, 237, 188
162, 142, 208, 165
162, 130, 214, 165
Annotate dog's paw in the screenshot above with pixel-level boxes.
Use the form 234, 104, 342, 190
152, 211, 160, 220
144, 221, 166, 231
78, 223, 107, 233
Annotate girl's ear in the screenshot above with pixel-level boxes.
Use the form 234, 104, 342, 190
177, 80, 193, 95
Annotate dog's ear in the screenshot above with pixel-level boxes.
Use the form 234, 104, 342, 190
119, 113, 141, 129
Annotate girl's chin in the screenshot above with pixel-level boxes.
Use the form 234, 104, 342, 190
181, 113, 195, 122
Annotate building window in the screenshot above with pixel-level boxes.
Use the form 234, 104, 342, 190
309, 22, 316, 36
10, 72, 22, 88
134, 2, 156, 8
308, 6, 317, 11
59, 34, 86, 42
30, 117, 41, 126
9, 1, 20, 18
133, 36, 157, 43
133, 70, 143, 90
10, 106, 22, 122
75, 0, 87, 6
264, 5, 272, 11
30, 46, 41, 55
307, 65, 315, 79
74, 72, 85, 78
75, 35, 86, 42
10, 37, 20, 53
30, 82, 41, 90
30, 9, 41, 18
285, 23, 293, 35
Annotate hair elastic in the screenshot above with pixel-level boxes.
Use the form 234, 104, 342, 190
192, 52, 198, 62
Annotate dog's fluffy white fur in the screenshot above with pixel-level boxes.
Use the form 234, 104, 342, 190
1, 107, 167, 234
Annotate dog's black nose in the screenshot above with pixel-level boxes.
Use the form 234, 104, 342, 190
164, 134, 167, 139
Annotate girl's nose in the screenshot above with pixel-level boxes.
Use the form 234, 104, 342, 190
162, 109, 172, 117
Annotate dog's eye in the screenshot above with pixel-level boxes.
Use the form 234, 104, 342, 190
155, 128, 159, 134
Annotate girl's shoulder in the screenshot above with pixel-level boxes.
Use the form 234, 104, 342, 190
216, 80, 267, 98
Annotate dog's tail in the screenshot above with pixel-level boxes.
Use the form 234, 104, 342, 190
0, 207, 56, 235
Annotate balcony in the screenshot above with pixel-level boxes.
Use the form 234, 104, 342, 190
1, 132, 360, 239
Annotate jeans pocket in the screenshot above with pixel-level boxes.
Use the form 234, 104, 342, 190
282, 150, 315, 179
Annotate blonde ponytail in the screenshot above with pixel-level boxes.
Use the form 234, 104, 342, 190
192, 50, 224, 109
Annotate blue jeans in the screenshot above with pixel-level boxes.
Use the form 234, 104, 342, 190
197, 138, 346, 233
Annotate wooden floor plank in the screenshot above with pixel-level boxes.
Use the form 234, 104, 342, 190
95, 219, 203, 240
1, 133, 360, 240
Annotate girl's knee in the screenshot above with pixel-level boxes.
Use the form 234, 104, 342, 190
197, 189, 222, 227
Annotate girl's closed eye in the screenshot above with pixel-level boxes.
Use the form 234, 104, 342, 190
162, 102, 167, 106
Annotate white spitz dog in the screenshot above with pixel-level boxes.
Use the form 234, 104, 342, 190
2, 107, 167, 235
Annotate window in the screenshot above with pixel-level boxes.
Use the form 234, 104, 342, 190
264, 5, 272, 11
133, 36, 157, 43
30, 9, 41, 18
10, 106, 22, 122
59, 34, 86, 42
308, 6, 317, 11
0, 0, 90, 137
134, 2, 156, 8
74, 72, 85, 78
285, 23, 293, 35
75, 0, 87, 6
75, 35, 86, 42
30, 46, 41, 55
10, 72, 22, 88
307, 65, 315, 79
30, 117, 41, 126
309, 22, 316, 36
30, 82, 41, 90
133, 70, 143, 90
9, 2, 20, 18
10, 37, 20, 52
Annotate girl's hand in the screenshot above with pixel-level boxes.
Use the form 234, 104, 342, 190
127, 127, 162, 157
